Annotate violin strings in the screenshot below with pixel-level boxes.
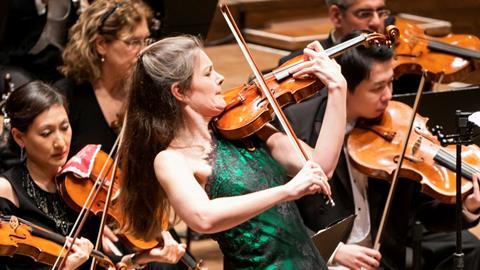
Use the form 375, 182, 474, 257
52, 136, 121, 269
436, 148, 480, 180
267, 34, 368, 81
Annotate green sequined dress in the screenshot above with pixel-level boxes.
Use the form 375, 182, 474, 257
206, 136, 327, 270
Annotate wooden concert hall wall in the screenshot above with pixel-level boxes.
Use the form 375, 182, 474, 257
387, 0, 480, 37
206, 0, 480, 43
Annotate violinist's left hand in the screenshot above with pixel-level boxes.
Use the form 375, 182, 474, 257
101, 225, 121, 256
147, 231, 186, 264
463, 174, 480, 215
290, 41, 347, 93
121, 231, 186, 268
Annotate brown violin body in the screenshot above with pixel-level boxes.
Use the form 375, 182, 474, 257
0, 215, 114, 268
394, 19, 480, 83
57, 150, 164, 251
214, 28, 399, 140
56, 150, 206, 269
215, 54, 324, 140
347, 101, 480, 204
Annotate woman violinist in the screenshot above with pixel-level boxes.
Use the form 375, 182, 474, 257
55, 2, 191, 268
0, 81, 95, 269
119, 35, 347, 269
0, 81, 185, 269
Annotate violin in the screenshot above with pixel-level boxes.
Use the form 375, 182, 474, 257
214, 26, 400, 140
394, 19, 480, 83
347, 100, 480, 204
56, 148, 205, 270
0, 214, 114, 268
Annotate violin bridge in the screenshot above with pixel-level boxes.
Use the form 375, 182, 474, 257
412, 137, 422, 156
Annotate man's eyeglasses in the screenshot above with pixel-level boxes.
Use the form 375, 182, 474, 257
338, 4, 391, 20
353, 8, 391, 19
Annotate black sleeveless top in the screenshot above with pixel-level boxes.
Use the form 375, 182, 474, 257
0, 163, 97, 270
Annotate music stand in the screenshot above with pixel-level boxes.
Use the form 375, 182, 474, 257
393, 85, 480, 146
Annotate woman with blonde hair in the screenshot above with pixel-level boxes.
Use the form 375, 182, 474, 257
55, 0, 152, 156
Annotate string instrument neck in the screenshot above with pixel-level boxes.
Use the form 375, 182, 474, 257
271, 33, 385, 81
427, 39, 480, 60
433, 148, 480, 181
1, 215, 112, 266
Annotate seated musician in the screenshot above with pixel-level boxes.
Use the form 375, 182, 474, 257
278, 31, 480, 270
279, 0, 392, 63
0, 81, 185, 269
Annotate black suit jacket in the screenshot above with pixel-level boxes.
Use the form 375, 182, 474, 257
278, 35, 335, 66
278, 92, 479, 269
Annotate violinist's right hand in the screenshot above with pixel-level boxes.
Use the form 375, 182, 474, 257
333, 243, 381, 270
289, 41, 347, 93
63, 237, 94, 270
283, 160, 331, 200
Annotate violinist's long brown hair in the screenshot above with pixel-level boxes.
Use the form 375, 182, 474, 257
119, 36, 201, 240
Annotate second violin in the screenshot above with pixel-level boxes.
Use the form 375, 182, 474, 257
394, 18, 480, 83
56, 145, 205, 270
347, 100, 480, 204
0, 215, 114, 269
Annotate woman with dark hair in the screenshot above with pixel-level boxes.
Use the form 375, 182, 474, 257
0, 81, 185, 269
0, 81, 94, 269
119, 35, 347, 269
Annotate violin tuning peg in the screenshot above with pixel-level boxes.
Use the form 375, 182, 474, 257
440, 138, 449, 147
430, 125, 444, 135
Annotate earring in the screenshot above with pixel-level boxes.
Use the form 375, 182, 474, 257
101, 57, 105, 63
20, 147, 25, 161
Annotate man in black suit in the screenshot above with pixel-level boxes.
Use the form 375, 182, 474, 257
279, 0, 393, 65
279, 32, 480, 269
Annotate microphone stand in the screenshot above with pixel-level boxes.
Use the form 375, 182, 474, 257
434, 110, 475, 270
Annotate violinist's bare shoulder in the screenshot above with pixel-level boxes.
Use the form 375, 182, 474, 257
154, 149, 196, 187
0, 176, 19, 207
153, 148, 213, 224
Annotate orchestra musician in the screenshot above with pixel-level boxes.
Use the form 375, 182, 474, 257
54, 2, 200, 269
277, 0, 432, 94
279, 0, 392, 64
118, 35, 347, 269
278, 31, 480, 270
54, 0, 152, 157
0, 81, 186, 269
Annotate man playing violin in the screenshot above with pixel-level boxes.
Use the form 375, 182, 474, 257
278, 31, 480, 270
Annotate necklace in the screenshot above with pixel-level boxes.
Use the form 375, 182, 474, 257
21, 163, 73, 235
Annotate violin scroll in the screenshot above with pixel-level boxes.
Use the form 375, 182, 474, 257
363, 25, 400, 48
385, 25, 401, 45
